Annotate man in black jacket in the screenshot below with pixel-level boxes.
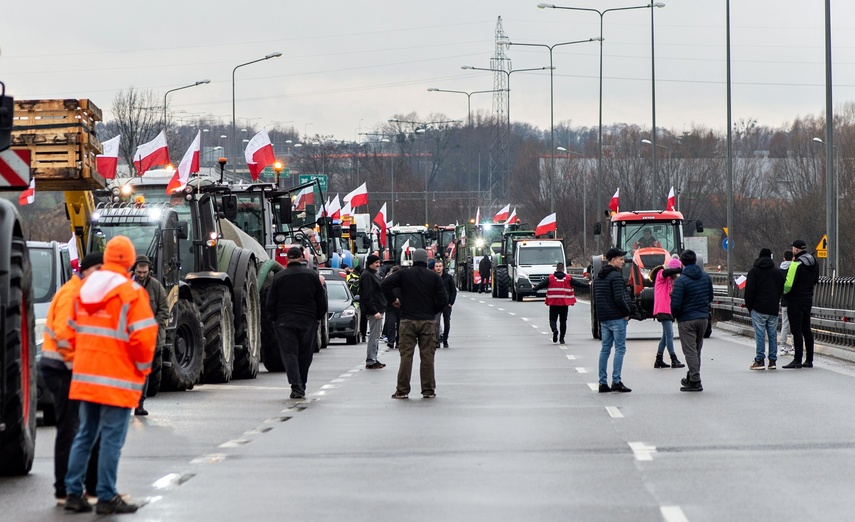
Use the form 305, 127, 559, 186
671, 249, 714, 392
434, 259, 457, 348
593, 248, 632, 393
382, 249, 448, 399
745, 248, 785, 370
478, 254, 492, 293
267, 247, 328, 399
360, 254, 387, 369
782, 239, 820, 369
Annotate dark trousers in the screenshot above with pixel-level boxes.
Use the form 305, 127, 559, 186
440, 307, 452, 343
788, 300, 815, 364
40, 364, 98, 498
548, 305, 569, 339
479, 274, 490, 293
274, 319, 319, 393
383, 307, 400, 347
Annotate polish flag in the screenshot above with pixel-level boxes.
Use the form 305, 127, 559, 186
341, 200, 353, 219
68, 233, 80, 272
609, 188, 620, 214
321, 196, 331, 217
666, 186, 676, 211
493, 204, 510, 223
505, 207, 519, 225
535, 213, 557, 237
735, 274, 747, 289
244, 129, 276, 180
293, 186, 314, 210
166, 131, 201, 194
328, 194, 342, 220
96, 135, 121, 180
343, 182, 368, 208
133, 131, 169, 176
475, 207, 480, 224
17, 177, 35, 206
401, 239, 410, 253
373, 203, 387, 247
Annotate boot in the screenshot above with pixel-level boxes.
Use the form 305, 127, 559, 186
670, 355, 686, 368
654, 355, 671, 368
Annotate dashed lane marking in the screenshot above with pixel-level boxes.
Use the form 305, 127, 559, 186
566, 355, 576, 360
498, 308, 505, 311
628, 442, 657, 461
605, 406, 623, 418
542, 331, 551, 335
660, 506, 689, 522
508, 312, 516, 316
488, 304, 494, 307
190, 453, 226, 465
575, 367, 588, 373
218, 439, 251, 448
152, 473, 195, 489
521, 317, 530, 321
560, 345, 568, 349
244, 426, 273, 435
531, 324, 539, 329
331, 379, 346, 383
587, 383, 599, 391
320, 384, 336, 389
311, 390, 328, 396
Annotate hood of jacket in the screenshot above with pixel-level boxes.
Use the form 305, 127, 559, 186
796, 251, 817, 267
78, 268, 133, 312
552, 271, 566, 280
597, 265, 620, 279
752, 257, 776, 270
681, 263, 704, 280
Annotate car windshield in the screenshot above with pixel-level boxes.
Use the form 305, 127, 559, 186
233, 193, 265, 246
326, 280, 351, 301
391, 233, 426, 252
29, 247, 56, 304
518, 246, 565, 266
620, 222, 678, 254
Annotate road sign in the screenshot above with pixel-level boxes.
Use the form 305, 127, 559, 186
722, 237, 732, 251
817, 250, 827, 258
0, 149, 31, 188
298, 174, 328, 191
816, 234, 828, 252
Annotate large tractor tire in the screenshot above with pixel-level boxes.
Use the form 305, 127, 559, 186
146, 344, 163, 397
161, 298, 204, 391
590, 283, 601, 340
259, 282, 284, 373
233, 263, 261, 380
195, 284, 235, 384
495, 267, 510, 299
0, 236, 37, 476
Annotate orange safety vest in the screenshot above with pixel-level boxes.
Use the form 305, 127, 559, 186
42, 274, 84, 369
545, 273, 576, 306
68, 269, 158, 409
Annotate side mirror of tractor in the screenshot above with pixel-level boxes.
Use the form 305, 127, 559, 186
349, 224, 358, 237
277, 197, 293, 225
0, 84, 12, 153
330, 224, 342, 238
362, 236, 371, 248
176, 221, 189, 240
695, 220, 704, 233
222, 195, 238, 221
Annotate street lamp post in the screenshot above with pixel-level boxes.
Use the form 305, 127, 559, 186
381, 138, 393, 221
508, 38, 600, 213
557, 146, 587, 257
163, 80, 210, 131
641, 138, 671, 208
538, 2, 665, 251
813, 136, 838, 277
232, 52, 283, 172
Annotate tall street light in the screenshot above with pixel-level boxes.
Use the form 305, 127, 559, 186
163, 80, 210, 131
232, 52, 282, 172
813, 137, 838, 277
538, 2, 665, 251
508, 38, 600, 214
557, 146, 587, 256
641, 138, 671, 208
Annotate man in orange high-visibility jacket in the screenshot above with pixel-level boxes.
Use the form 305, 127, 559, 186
40, 251, 103, 505
533, 262, 590, 345
63, 236, 157, 515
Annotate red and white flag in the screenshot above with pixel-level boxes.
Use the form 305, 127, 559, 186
373, 203, 387, 248
293, 186, 314, 210
321, 196, 331, 217
244, 129, 276, 180
328, 194, 342, 220
133, 131, 169, 176
96, 135, 121, 180
166, 131, 201, 194
505, 207, 518, 225
341, 200, 353, 219
475, 207, 480, 224
18, 177, 35, 206
735, 274, 747, 289
343, 182, 368, 208
68, 233, 80, 272
535, 213, 557, 237
493, 204, 510, 223
609, 188, 620, 214
666, 186, 676, 211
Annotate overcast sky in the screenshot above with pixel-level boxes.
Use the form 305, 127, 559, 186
3, 1, 854, 144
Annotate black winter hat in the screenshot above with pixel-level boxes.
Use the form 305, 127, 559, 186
366, 254, 381, 266
792, 239, 807, 249
759, 248, 773, 258
79, 252, 104, 272
680, 249, 698, 266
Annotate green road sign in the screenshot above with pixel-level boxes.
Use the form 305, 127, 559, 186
298, 174, 328, 191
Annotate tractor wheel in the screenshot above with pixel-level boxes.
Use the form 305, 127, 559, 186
495, 267, 510, 299
590, 284, 601, 340
146, 344, 163, 397
161, 298, 204, 391
233, 264, 261, 380
259, 283, 284, 373
0, 237, 37, 476
194, 284, 235, 384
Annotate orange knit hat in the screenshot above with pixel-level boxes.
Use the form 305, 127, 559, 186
104, 236, 137, 270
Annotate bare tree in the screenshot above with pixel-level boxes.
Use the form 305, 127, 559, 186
104, 88, 161, 175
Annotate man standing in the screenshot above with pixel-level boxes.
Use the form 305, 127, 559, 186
434, 258, 457, 348
40, 252, 102, 505
745, 248, 784, 370
534, 262, 589, 344
64, 237, 157, 514
782, 239, 820, 369
671, 250, 714, 391
594, 248, 632, 393
130, 255, 169, 416
478, 254, 492, 294
382, 249, 448, 399
360, 254, 387, 369
267, 246, 328, 398
779, 250, 795, 354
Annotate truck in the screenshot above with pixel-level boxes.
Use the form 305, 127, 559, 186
507, 239, 566, 301
492, 226, 534, 299
452, 223, 503, 292
589, 209, 705, 339
384, 224, 432, 267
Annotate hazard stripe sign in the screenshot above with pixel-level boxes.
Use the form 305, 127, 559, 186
0, 149, 31, 189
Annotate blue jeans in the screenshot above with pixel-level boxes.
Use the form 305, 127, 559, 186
657, 319, 676, 356
599, 319, 628, 385
65, 401, 132, 501
751, 310, 778, 362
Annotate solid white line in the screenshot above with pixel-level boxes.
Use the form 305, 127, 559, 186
566, 354, 576, 360
605, 406, 623, 418
660, 506, 689, 522
587, 383, 599, 391
575, 367, 588, 373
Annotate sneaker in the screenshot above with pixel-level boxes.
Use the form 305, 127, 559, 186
680, 381, 703, 392
422, 392, 436, 398
611, 382, 632, 393
681, 377, 689, 387
134, 406, 148, 416
598, 383, 611, 393
391, 392, 409, 399
95, 495, 139, 515
443, 341, 449, 348
380, 336, 388, 342
782, 361, 802, 369
750, 360, 765, 371
289, 390, 305, 399
64, 494, 93, 513
802, 362, 813, 368
767, 360, 777, 370
366, 361, 386, 369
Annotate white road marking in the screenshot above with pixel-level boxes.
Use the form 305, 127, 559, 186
660, 506, 689, 522
587, 383, 599, 391
190, 453, 226, 465
348, 369, 361, 373
605, 406, 623, 418
508, 313, 516, 316
488, 304, 494, 307
560, 345, 568, 350
628, 442, 657, 461
542, 331, 551, 335
479, 300, 485, 303
339, 374, 353, 378
321, 384, 336, 389
312, 390, 328, 396
575, 367, 588, 373
152, 473, 183, 489
531, 324, 539, 329
218, 439, 251, 448
498, 308, 505, 311
566, 355, 576, 360
331, 379, 346, 383
521, 317, 530, 321
204, 384, 291, 391
244, 426, 272, 435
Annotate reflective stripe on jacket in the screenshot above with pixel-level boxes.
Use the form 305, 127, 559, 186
42, 274, 83, 370
68, 268, 158, 408
545, 274, 576, 306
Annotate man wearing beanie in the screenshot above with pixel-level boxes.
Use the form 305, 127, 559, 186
782, 239, 819, 369
745, 248, 785, 370
64, 236, 157, 514
360, 254, 387, 369
671, 249, 713, 392
40, 250, 103, 506
381, 249, 448, 399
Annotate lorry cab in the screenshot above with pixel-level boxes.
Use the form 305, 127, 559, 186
509, 239, 566, 301
609, 210, 685, 287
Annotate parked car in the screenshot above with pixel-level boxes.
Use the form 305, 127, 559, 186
27, 240, 73, 426
319, 268, 361, 344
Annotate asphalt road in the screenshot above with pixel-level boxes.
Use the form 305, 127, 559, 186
3, 292, 855, 521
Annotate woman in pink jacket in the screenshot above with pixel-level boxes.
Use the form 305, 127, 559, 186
651, 257, 686, 369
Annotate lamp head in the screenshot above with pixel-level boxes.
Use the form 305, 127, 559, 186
266, 52, 283, 59
556, 146, 567, 152
812, 137, 824, 144
641, 139, 652, 145
427, 88, 438, 92
652, 2, 666, 7
537, 3, 555, 8
273, 161, 283, 173
197, 79, 211, 85
461, 65, 474, 70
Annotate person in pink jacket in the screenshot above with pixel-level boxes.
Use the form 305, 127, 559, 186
651, 257, 686, 369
